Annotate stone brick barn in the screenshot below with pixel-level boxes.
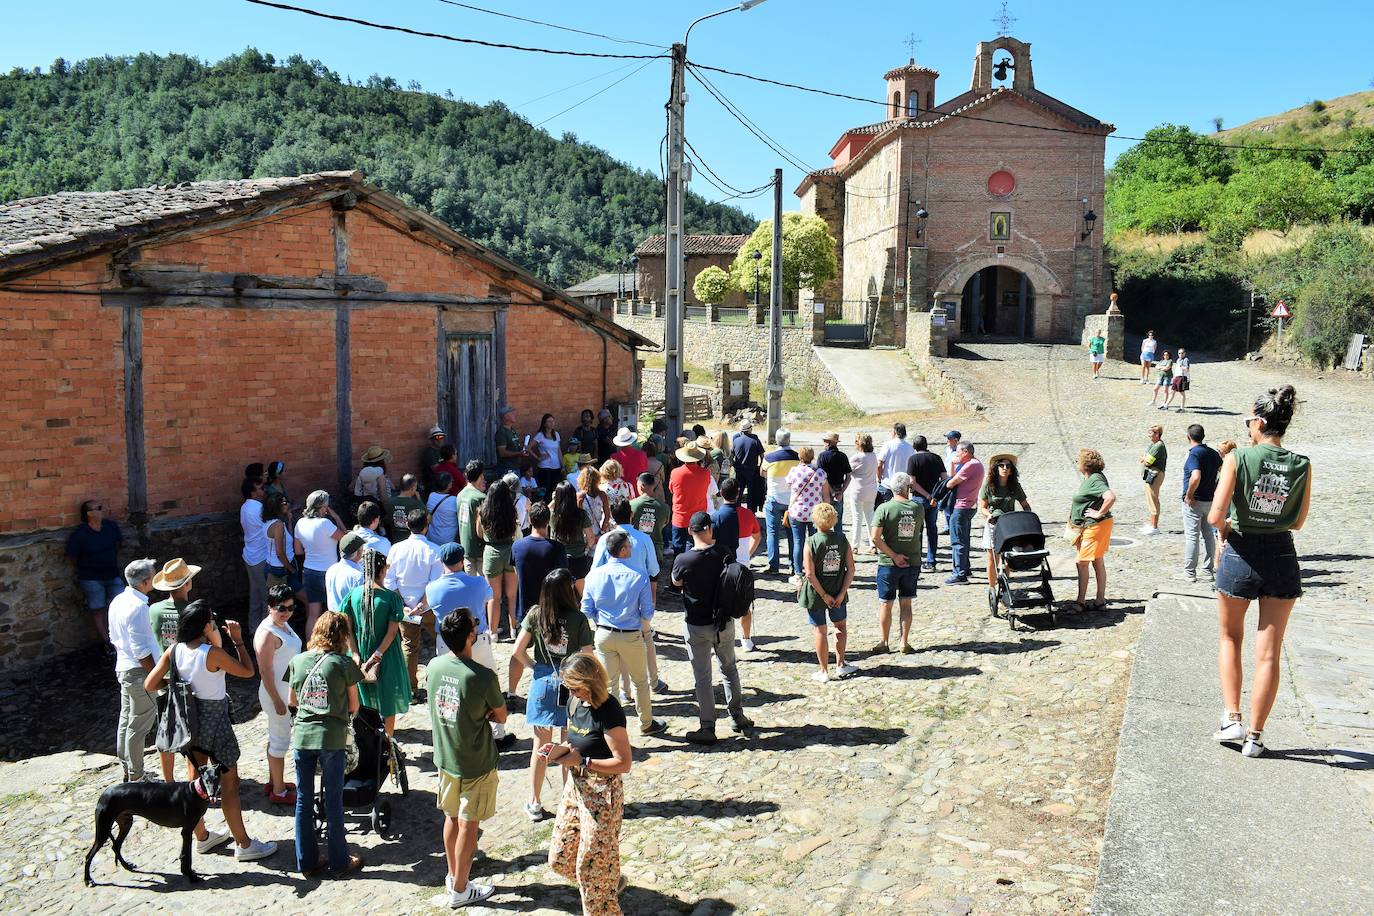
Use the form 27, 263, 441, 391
0, 171, 648, 670
797, 34, 1114, 344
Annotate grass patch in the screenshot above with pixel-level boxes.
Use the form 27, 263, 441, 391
0, 791, 38, 810
750, 380, 856, 427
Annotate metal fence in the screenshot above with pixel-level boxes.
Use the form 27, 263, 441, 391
717, 307, 752, 325
684, 305, 710, 321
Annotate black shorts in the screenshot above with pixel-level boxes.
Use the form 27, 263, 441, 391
1215, 530, 1301, 601
568, 555, 593, 579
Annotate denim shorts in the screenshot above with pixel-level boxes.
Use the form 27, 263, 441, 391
876, 564, 919, 600
1215, 530, 1301, 601
267, 564, 304, 594
806, 601, 848, 627
302, 568, 328, 604
79, 577, 124, 611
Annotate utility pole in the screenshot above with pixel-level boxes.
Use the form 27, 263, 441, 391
766, 168, 784, 443
663, 42, 687, 437
1246, 287, 1254, 354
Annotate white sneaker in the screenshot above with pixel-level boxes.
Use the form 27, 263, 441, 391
1137, 525, 1154, 535
235, 837, 278, 862
835, 663, 859, 679
1241, 734, 1266, 758
740, 638, 755, 653
1142, 527, 1162, 537
617, 691, 631, 705
449, 882, 495, 907
1213, 717, 1245, 742
788, 575, 801, 586
811, 670, 829, 683
196, 830, 232, 854
1171, 572, 1197, 583
524, 801, 551, 822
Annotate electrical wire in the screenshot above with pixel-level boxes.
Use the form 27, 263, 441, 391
514, 59, 641, 108
683, 136, 773, 198
242, 0, 665, 59
433, 0, 666, 50
688, 58, 1374, 156
685, 66, 813, 175
688, 64, 817, 173
534, 57, 659, 128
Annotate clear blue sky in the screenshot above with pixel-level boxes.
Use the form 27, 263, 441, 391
4, 0, 1370, 219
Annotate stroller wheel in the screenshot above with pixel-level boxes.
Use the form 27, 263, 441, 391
373, 800, 392, 837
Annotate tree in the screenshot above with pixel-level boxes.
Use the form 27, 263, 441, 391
727, 212, 838, 296
692, 265, 731, 304
1214, 158, 1343, 235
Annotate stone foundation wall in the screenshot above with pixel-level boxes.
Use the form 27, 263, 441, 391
612, 313, 821, 385
0, 515, 248, 674
1081, 311, 1125, 360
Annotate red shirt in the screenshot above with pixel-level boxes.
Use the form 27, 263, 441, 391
737, 505, 760, 541
669, 464, 712, 527
612, 447, 649, 497
435, 461, 467, 495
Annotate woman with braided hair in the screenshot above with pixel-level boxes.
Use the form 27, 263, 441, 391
339, 547, 409, 735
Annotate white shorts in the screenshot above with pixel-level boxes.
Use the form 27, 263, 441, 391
258, 684, 293, 758
983, 523, 996, 552
1090, 353, 1104, 365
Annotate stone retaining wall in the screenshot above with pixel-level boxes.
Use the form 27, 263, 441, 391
0, 515, 248, 673
612, 312, 821, 385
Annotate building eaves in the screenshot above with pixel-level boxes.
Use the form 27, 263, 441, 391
634, 234, 751, 257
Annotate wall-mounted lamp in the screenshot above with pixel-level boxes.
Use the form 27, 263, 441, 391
1081, 208, 1097, 240
914, 203, 930, 239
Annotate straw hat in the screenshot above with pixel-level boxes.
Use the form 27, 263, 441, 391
574, 453, 597, 466
428, 425, 445, 438
613, 427, 638, 448
676, 443, 707, 464
987, 453, 1018, 469
152, 558, 201, 592
361, 445, 391, 463
695, 435, 713, 451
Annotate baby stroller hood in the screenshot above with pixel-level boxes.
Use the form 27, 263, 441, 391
992, 511, 1045, 554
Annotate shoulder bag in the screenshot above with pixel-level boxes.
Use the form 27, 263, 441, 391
156, 647, 200, 755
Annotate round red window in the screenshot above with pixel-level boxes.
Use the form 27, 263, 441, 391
987, 170, 1016, 197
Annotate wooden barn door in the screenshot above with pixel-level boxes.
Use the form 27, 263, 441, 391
446, 334, 497, 467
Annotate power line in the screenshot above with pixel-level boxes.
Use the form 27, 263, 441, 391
534, 57, 659, 128
688, 58, 1374, 156
514, 60, 641, 108
685, 65, 813, 175
242, 0, 665, 59
433, 0, 666, 50
688, 64, 817, 173
684, 136, 773, 198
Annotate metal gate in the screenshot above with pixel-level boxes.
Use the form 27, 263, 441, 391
445, 334, 497, 466
822, 299, 872, 345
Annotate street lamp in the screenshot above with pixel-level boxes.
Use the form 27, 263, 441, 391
1081, 199, 1097, 240
686, 0, 768, 43
752, 249, 762, 307
616, 259, 625, 298
914, 203, 929, 240
630, 254, 639, 300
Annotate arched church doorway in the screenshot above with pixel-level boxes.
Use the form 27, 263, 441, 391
960, 265, 1036, 339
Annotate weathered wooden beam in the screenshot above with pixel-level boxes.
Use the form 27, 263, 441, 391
120, 301, 147, 519
118, 269, 387, 294
336, 302, 352, 495
103, 289, 511, 308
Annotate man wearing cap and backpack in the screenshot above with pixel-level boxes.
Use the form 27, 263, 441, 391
672, 512, 753, 745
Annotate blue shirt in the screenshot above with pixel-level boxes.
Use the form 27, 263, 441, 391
1183, 443, 1223, 502
426, 571, 495, 634
512, 535, 568, 619
710, 503, 741, 558
580, 557, 654, 630
731, 431, 764, 478
590, 524, 660, 579
66, 519, 123, 581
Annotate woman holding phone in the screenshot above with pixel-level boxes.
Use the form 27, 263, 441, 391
540, 653, 632, 914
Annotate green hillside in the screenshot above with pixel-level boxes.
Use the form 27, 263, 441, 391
1218, 89, 1374, 140
0, 50, 755, 285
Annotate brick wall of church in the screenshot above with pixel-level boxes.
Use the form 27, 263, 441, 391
840, 144, 901, 308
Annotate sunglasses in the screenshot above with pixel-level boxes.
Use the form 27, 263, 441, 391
271, 603, 296, 612
1244, 416, 1261, 428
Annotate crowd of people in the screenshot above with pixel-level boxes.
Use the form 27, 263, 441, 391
71, 378, 1311, 909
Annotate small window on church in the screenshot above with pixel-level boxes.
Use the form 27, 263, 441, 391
907, 94, 918, 117
892, 91, 901, 119
886, 172, 892, 198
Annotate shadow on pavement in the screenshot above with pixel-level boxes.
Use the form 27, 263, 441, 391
492, 882, 734, 914
918, 639, 1060, 655
861, 664, 982, 681
743, 724, 908, 751
1265, 747, 1374, 770
625, 799, 779, 819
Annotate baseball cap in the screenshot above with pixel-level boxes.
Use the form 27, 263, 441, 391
439, 542, 465, 565
688, 510, 713, 532
339, 532, 366, 556
944, 429, 962, 439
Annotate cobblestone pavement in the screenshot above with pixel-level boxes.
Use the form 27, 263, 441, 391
2, 342, 1368, 915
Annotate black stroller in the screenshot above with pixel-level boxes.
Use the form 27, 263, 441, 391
987, 511, 1055, 630
316, 706, 410, 841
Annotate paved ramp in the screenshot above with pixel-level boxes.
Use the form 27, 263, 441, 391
1094, 594, 1374, 915
812, 346, 934, 415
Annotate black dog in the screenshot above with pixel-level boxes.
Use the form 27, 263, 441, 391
84, 763, 224, 886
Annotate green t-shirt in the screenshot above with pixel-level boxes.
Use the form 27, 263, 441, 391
427, 653, 504, 779
1230, 444, 1310, 534
1089, 335, 1105, 355
1145, 441, 1167, 474
287, 650, 364, 751
553, 507, 592, 559
1156, 358, 1173, 379
521, 607, 595, 670
630, 495, 671, 552
980, 479, 1027, 519
494, 426, 522, 477
1070, 472, 1112, 526
389, 493, 425, 542
422, 445, 443, 473
798, 529, 850, 611
871, 498, 923, 566
148, 597, 187, 650
457, 486, 487, 558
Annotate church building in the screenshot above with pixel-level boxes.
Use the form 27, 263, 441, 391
796, 35, 1113, 342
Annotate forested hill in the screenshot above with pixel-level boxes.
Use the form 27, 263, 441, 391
0, 49, 756, 285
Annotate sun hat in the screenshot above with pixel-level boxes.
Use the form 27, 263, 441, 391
613, 428, 637, 448
439, 542, 465, 565
575, 453, 597, 466
428, 425, 445, 438
498, 405, 515, 416
821, 431, 840, 443
151, 558, 201, 592
361, 445, 390, 463
739, 418, 753, 431
339, 532, 367, 557
675, 443, 707, 464
987, 453, 1018, 468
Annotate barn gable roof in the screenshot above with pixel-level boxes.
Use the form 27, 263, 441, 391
0, 171, 652, 349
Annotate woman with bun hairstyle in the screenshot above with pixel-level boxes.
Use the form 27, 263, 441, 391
1208, 385, 1312, 758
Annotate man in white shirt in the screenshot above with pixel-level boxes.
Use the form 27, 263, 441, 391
109, 558, 159, 781
353, 501, 391, 557
876, 422, 915, 506
325, 532, 366, 614
239, 478, 270, 631
385, 509, 446, 701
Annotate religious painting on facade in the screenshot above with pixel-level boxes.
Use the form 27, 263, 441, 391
989, 211, 1011, 241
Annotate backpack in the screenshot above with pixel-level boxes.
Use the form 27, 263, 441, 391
715, 559, 755, 631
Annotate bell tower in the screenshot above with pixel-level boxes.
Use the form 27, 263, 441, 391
971, 35, 1034, 92
884, 59, 939, 119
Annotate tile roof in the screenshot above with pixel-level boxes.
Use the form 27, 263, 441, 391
564, 272, 627, 296
634, 234, 750, 257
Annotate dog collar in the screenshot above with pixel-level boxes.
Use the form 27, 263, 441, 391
193, 781, 210, 800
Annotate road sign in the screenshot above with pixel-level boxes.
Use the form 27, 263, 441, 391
1271, 301, 1291, 319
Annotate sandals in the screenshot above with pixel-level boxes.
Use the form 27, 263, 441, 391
1063, 600, 1088, 614
1089, 599, 1108, 611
